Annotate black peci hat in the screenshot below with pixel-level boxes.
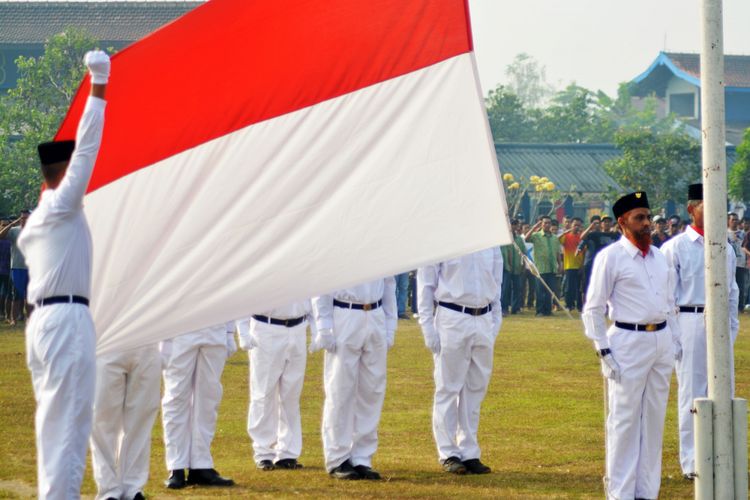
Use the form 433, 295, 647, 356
612, 191, 650, 219
37, 140, 75, 166
688, 183, 703, 201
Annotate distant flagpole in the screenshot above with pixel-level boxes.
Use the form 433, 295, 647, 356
699, 0, 734, 498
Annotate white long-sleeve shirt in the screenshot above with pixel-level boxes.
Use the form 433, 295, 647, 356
312, 277, 397, 335
661, 225, 740, 337
18, 96, 105, 303
417, 247, 503, 340
582, 237, 678, 351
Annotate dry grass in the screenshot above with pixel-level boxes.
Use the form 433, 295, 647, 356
1, 310, 748, 499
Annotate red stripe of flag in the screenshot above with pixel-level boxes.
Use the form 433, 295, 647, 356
56, 0, 473, 193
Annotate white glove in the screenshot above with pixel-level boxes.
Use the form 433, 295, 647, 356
674, 341, 683, 362
424, 334, 440, 355
226, 332, 237, 358
158, 340, 173, 369
386, 331, 395, 350
85, 50, 110, 84
600, 352, 621, 383
310, 328, 336, 353
238, 333, 257, 351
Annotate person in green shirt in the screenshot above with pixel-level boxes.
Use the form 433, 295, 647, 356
524, 216, 562, 316
500, 219, 526, 314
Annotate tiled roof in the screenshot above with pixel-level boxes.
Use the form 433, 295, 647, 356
0, 1, 205, 44
495, 144, 623, 195
495, 143, 739, 195
665, 52, 750, 87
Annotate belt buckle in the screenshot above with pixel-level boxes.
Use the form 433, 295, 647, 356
645, 323, 657, 332
471, 308, 481, 316
362, 303, 372, 311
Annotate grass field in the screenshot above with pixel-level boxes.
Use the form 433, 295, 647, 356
1, 310, 748, 499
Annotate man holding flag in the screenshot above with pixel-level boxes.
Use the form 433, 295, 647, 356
18, 51, 109, 499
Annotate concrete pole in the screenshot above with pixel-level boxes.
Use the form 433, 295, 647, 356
699, 1, 735, 498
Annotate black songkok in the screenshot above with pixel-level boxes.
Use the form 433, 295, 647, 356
688, 183, 703, 201
612, 191, 650, 219
37, 140, 75, 166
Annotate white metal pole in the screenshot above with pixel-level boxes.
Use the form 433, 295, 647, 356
732, 399, 748, 499
699, 1, 735, 498
695, 398, 714, 500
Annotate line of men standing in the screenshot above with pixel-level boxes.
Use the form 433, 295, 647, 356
16, 52, 507, 500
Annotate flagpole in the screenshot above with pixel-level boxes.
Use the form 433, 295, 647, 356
699, 1, 734, 498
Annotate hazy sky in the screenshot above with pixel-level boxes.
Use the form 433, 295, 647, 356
469, 0, 750, 97
7, 0, 750, 97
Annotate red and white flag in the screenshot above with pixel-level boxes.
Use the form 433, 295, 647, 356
56, 0, 510, 353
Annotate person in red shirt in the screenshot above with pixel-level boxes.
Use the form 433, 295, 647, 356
558, 217, 584, 311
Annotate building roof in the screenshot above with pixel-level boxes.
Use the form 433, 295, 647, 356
0, 1, 205, 44
495, 142, 739, 195
632, 51, 750, 96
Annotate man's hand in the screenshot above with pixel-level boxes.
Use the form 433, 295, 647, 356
85, 50, 110, 84
310, 329, 336, 354
600, 352, 621, 382
238, 333, 257, 351
424, 334, 441, 355
386, 331, 395, 350
226, 332, 237, 358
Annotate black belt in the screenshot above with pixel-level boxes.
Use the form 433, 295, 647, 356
333, 298, 382, 311
252, 314, 306, 328
615, 320, 667, 332
438, 301, 492, 316
36, 295, 89, 308
679, 306, 705, 313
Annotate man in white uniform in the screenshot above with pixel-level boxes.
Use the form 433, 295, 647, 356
417, 248, 503, 475
160, 322, 237, 489
311, 277, 396, 480
17, 51, 109, 500
236, 299, 313, 471
90, 341, 160, 500
661, 183, 739, 480
582, 191, 680, 500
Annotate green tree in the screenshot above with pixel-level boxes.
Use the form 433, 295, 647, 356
729, 128, 750, 202
0, 28, 100, 215
603, 128, 701, 208
504, 53, 555, 109
485, 85, 536, 142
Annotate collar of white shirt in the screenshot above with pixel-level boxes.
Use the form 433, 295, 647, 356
686, 225, 702, 243
619, 236, 653, 259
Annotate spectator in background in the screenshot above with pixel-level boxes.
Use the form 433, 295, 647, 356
0, 210, 32, 325
550, 218, 561, 236
668, 215, 682, 238
559, 217, 584, 312
521, 222, 535, 309
577, 215, 620, 300
409, 271, 419, 319
0, 218, 11, 322
561, 215, 572, 234
728, 212, 747, 313
651, 215, 670, 248
742, 217, 750, 311
394, 272, 410, 320
501, 219, 526, 315
525, 216, 561, 316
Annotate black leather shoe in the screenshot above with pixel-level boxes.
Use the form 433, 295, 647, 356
131, 493, 145, 500
442, 456, 467, 474
683, 472, 697, 481
187, 468, 235, 486
354, 465, 381, 480
329, 459, 360, 480
257, 459, 275, 471
463, 458, 491, 474
274, 458, 303, 469
165, 469, 186, 489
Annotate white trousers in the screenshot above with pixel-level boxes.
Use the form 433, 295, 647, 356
248, 319, 307, 464
161, 331, 226, 470
432, 307, 494, 462
322, 307, 387, 471
675, 312, 736, 475
26, 303, 96, 500
606, 326, 673, 500
90, 344, 161, 500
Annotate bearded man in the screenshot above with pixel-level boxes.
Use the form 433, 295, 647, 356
581, 192, 680, 500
